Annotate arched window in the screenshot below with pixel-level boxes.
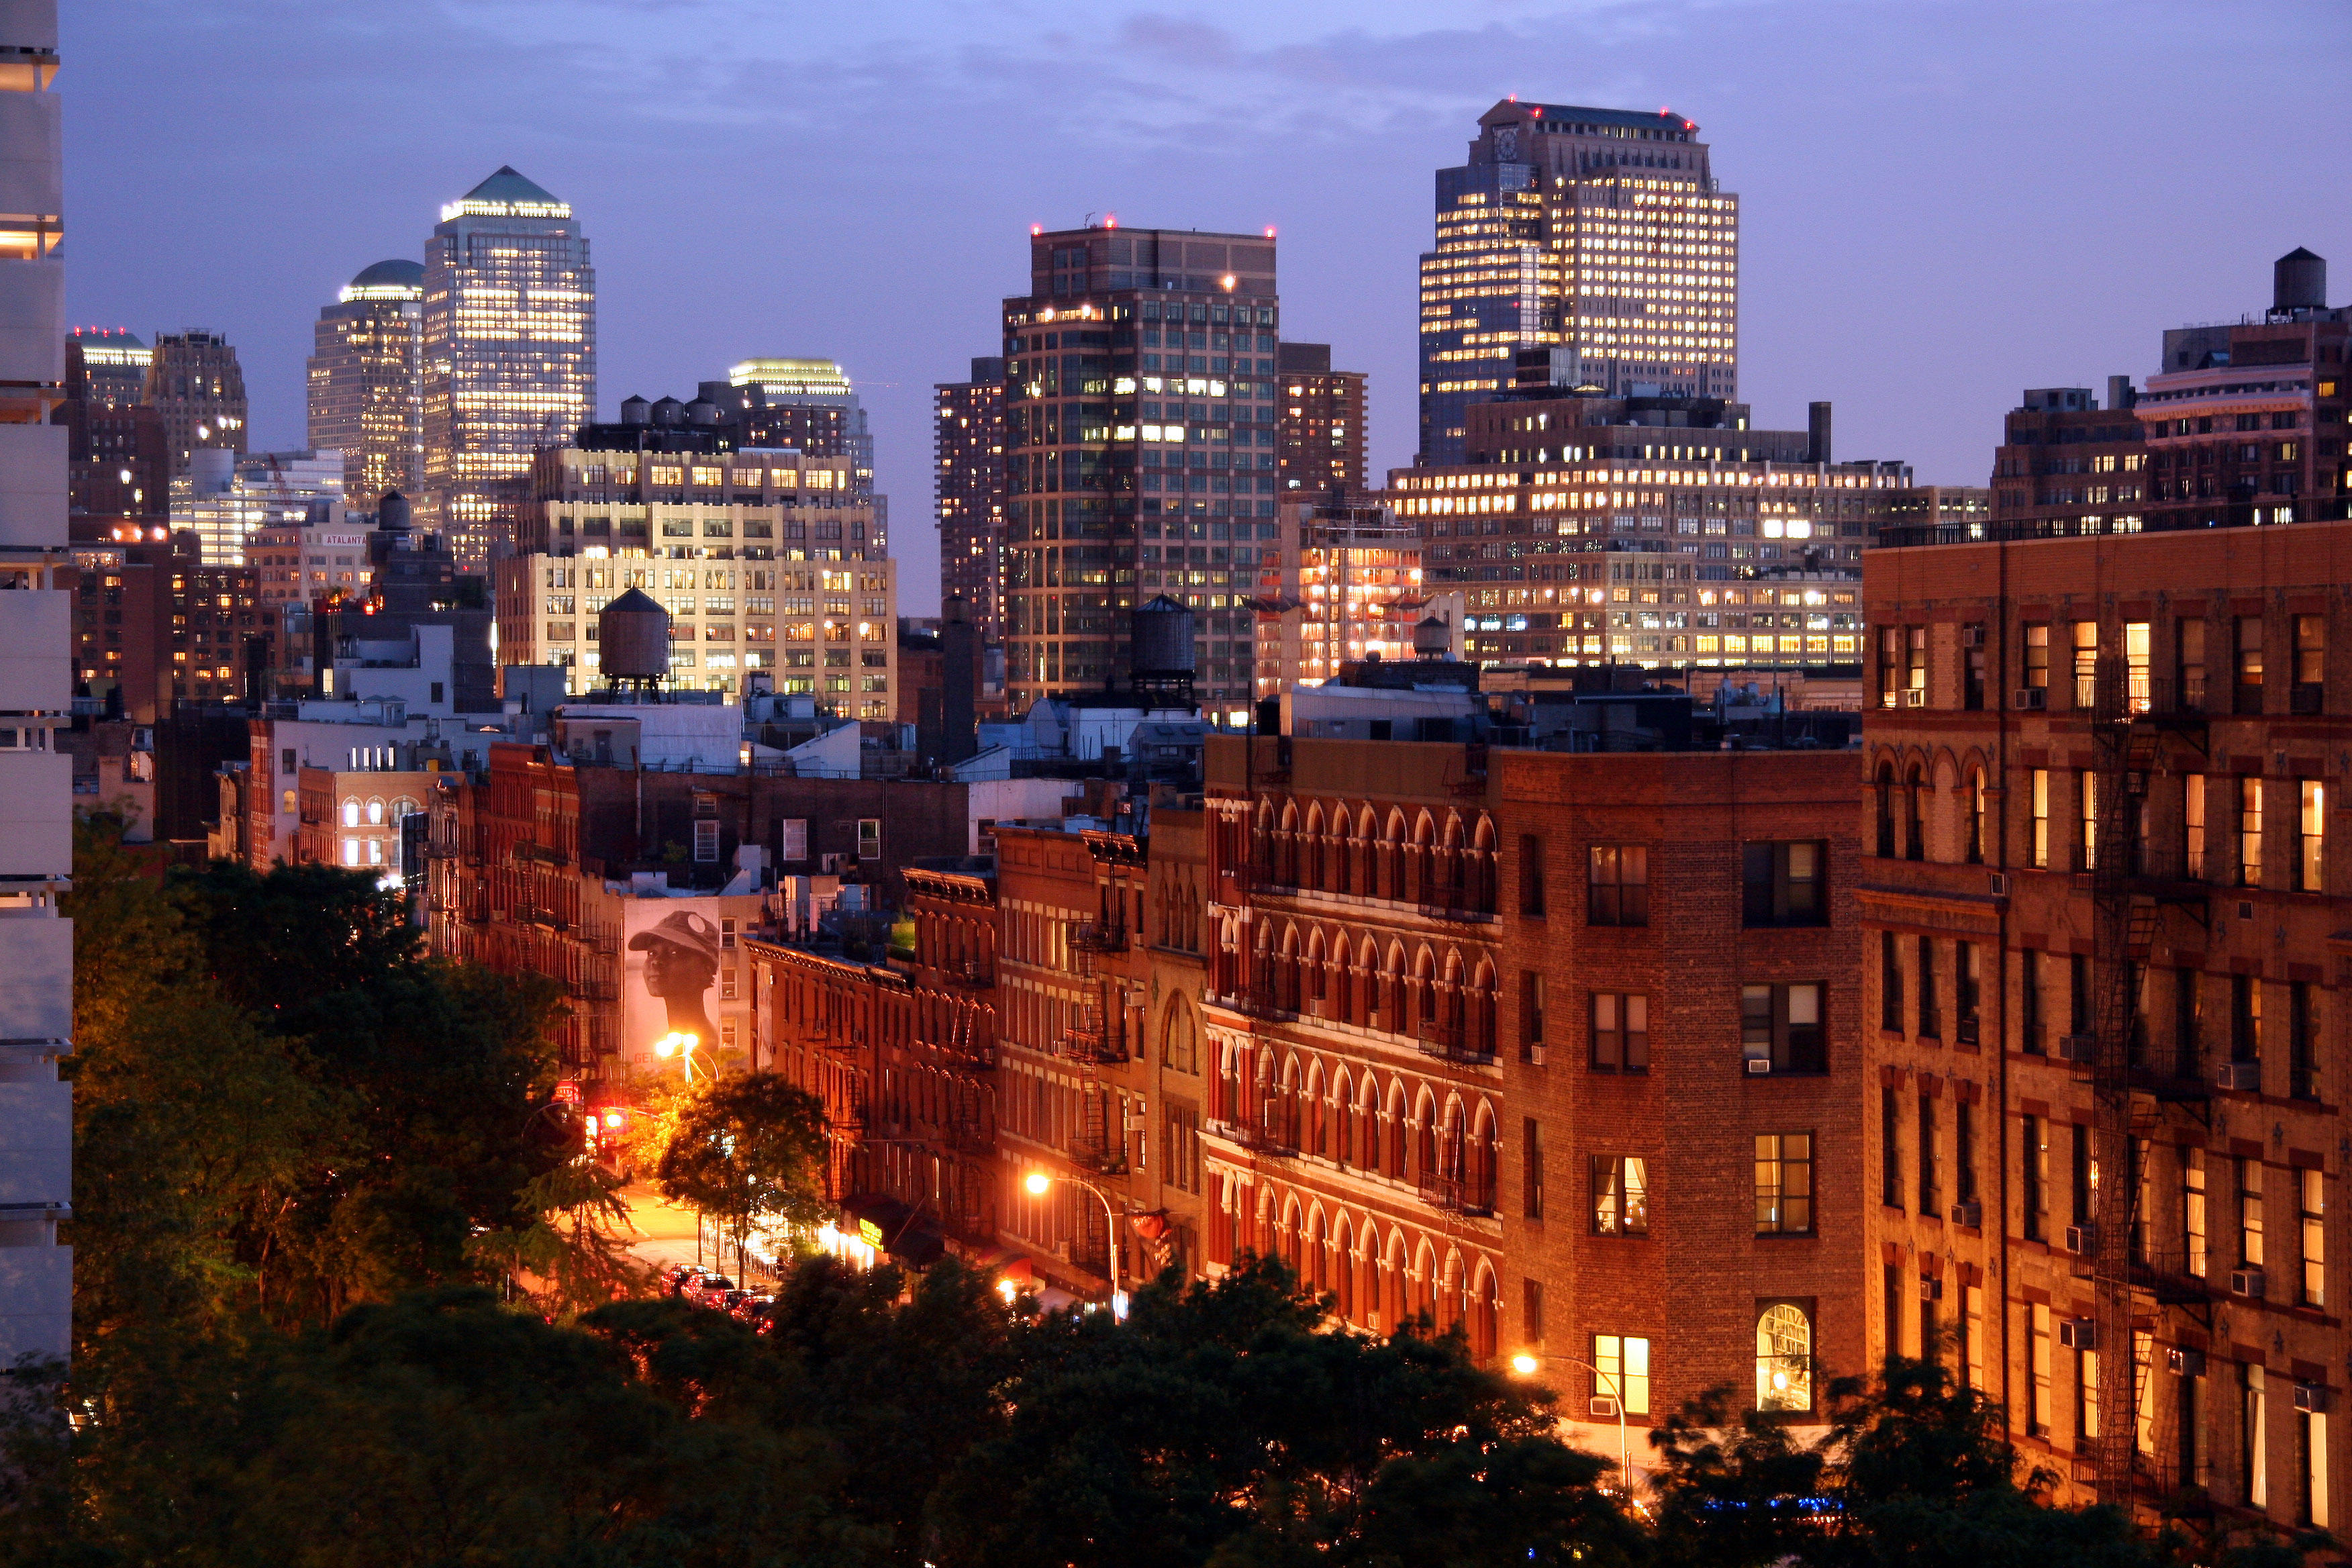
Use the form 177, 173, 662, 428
1163, 999, 1197, 1075
1968, 767, 1988, 865
1468, 1260, 1499, 1361
1304, 1061, 1326, 1156
1332, 1216, 1356, 1321
342, 797, 361, 828
390, 795, 419, 820
1904, 767, 1926, 861
1757, 1301, 1814, 1412
366, 797, 386, 826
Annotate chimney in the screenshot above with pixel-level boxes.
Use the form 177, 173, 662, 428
940, 595, 979, 766
2275, 248, 2326, 315
1806, 401, 1832, 465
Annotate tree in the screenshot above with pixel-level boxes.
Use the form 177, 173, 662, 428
924, 1255, 1638, 1568
1647, 1358, 2166, 1568
652, 1073, 831, 1279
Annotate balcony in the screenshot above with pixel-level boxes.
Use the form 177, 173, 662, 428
1415, 1019, 1496, 1066
1225, 1118, 1298, 1159
2128, 1249, 2214, 1307
938, 959, 995, 989
1071, 1139, 1130, 1176
1070, 922, 1128, 953
1417, 1171, 1494, 1218
1059, 1024, 1124, 1065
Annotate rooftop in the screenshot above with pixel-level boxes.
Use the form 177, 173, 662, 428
440, 165, 571, 223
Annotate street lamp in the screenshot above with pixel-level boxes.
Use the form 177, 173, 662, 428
1023, 1171, 1126, 1313
1510, 1351, 1632, 1491
654, 1030, 700, 1081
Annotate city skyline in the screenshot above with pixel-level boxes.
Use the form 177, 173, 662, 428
57, 1, 2350, 614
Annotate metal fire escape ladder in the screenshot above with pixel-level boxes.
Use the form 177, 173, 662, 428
2090, 646, 2159, 1505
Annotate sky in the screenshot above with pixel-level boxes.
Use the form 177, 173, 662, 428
61, 0, 2352, 614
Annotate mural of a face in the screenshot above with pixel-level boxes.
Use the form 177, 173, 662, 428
640, 938, 716, 1001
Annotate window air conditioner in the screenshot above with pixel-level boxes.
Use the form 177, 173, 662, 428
2056, 1033, 2099, 1064
2215, 1061, 2262, 1092
1528, 1045, 1548, 1067
1988, 872, 2010, 897
2013, 687, 2047, 710
2230, 1266, 2266, 1297
2064, 1222, 2097, 1256
1918, 1275, 1943, 1301
1962, 626, 1986, 648
1902, 688, 1926, 707
1949, 1201, 1983, 1228
2167, 1346, 2206, 1378
1589, 1396, 1620, 1418
1745, 1057, 1773, 1075
2296, 1383, 2331, 1414
2058, 1318, 2096, 1351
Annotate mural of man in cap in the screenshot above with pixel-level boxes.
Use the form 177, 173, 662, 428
628, 908, 721, 1058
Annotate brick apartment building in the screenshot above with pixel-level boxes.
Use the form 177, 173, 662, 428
1863, 518, 2352, 1529
1197, 734, 1865, 1473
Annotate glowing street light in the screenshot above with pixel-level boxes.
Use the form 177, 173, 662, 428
1023, 1171, 1127, 1316
654, 1030, 700, 1081
1511, 1351, 1631, 1491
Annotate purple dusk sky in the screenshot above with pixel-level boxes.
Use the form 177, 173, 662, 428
61, 1, 2350, 614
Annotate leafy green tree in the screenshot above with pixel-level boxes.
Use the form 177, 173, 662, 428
925, 1255, 1638, 1568
1648, 1357, 2165, 1568
652, 1073, 830, 1278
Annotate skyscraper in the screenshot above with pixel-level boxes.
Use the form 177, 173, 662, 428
934, 356, 1006, 642
1419, 101, 1738, 465
0, 0, 72, 1365
144, 328, 247, 481
1003, 222, 1281, 716
59, 328, 164, 519
309, 258, 424, 512
1274, 342, 1367, 499
422, 166, 595, 567
724, 358, 883, 552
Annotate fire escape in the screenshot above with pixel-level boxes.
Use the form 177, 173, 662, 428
2081, 646, 2212, 1506
1065, 917, 1131, 1177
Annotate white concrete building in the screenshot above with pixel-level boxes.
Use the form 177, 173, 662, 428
0, 0, 72, 1365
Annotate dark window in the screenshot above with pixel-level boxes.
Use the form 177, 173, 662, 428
1881, 1087, 1903, 1209
1957, 941, 1981, 1044
1955, 1099, 1977, 1205
2022, 1115, 2050, 1241
2177, 617, 2207, 710
1918, 937, 1941, 1039
1522, 1277, 1544, 1340
1518, 833, 1545, 915
2069, 954, 2092, 1035
2290, 981, 2317, 1100
2231, 975, 2261, 1067
1881, 930, 1904, 1032
1743, 982, 1826, 1074
1587, 844, 1649, 926
1519, 971, 1545, 1062
2022, 950, 2046, 1054
1918, 1093, 1939, 1212
1590, 991, 1649, 1073
1743, 840, 1827, 926
1524, 1117, 1543, 1220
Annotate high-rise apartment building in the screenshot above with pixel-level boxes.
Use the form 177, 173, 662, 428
710, 360, 883, 554
308, 258, 424, 511
1250, 499, 1439, 695
1861, 251, 2352, 1519
498, 422, 894, 709
1275, 343, 1367, 499
0, 0, 73, 1365
935, 356, 1006, 642
144, 329, 247, 480
170, 448, 345, 567
1420, 101, 1737, 465
1003, 222, 1281, 718
58, 328, 164, 518
422, 166, 595, 568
